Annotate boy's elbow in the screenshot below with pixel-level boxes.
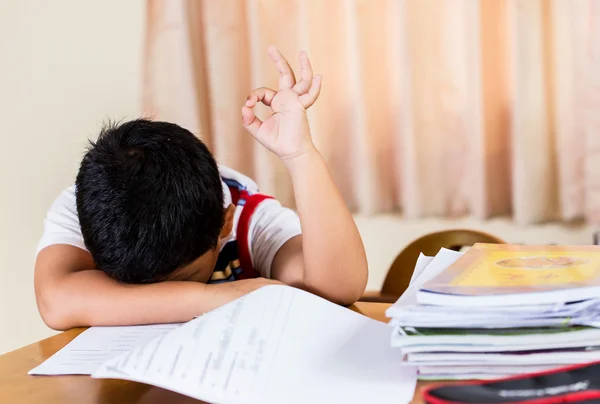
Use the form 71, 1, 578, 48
40, 309, 71, 331
338, 263, 368, 305
333, 279, 367, 306
306, 266, 368, 307
39, 304, 69, 331
37, 290, 79, 331
323, 286, 364, 307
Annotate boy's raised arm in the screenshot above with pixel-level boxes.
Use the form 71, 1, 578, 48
241, 47, 368, 305
35, 245, 277, 330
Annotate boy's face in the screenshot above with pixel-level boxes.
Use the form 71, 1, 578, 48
163, 204, 235, 283
165, 247, 221, 283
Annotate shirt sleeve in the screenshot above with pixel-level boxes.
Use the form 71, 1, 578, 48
36, 186, 87, 256
247, 199, 302, 279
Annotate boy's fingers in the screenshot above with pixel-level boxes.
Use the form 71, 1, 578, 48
241, 106, 262, 137
246, 87, 277, 107
245, 94, 258, 108
293, 51, 313, 94
299, 74, 322, 108
268, 46, 296, 89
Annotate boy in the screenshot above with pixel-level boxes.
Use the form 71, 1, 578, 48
34, 48, 368, 330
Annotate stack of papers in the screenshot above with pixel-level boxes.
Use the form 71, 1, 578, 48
387, 244, 600, 380
31, 285, 417, 404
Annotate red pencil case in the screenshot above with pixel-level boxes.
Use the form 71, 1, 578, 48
422, 361, 600, 404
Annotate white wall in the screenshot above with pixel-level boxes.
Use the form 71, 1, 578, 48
0, 0, 145, 354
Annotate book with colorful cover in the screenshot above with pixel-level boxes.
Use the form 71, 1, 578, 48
417, 243, 600, 306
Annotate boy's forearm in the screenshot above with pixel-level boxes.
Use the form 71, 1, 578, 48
284, 148, 368, 304
40, 270, 209, 329
40, 270, 254, 330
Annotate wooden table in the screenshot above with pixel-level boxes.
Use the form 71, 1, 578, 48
0, 302, 438, 404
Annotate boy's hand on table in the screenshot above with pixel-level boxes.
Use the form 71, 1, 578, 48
241, 46, 322, 162
204, 278, 284, 308
203, 278, 283, 312
214, 277, 283, 297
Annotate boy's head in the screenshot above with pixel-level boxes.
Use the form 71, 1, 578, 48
75, 119, 234, 284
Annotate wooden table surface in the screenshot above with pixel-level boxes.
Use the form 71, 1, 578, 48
0, 302, 439, 404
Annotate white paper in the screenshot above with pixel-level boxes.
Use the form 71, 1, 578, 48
419, 373, 510, 381
386, 248, 463, 319
92, 285, 417, 404
29, 324, 180, 375
409, 253, 434, 285
388, 253, 436, 327
400, 339, 600, 354
418, 364, 554, 375
408, 349, 600, 365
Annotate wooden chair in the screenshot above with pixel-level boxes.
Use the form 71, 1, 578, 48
360, 229, 505, 303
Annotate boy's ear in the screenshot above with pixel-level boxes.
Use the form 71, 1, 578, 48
220, 204, 235, 238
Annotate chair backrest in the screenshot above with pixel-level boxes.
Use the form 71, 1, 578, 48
380, 229, 505, 297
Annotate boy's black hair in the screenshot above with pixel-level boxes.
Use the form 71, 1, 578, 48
75, 119, 224, 283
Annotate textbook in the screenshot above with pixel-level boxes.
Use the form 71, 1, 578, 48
30, 285, 417, 404
417, 244, 600, 307
395, 325, 599, 345
387, 247, 600, 380
407, 346, 600, 366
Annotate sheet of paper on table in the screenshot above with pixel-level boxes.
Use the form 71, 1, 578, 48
30, 285, 417, 404
29, 324, 180, 375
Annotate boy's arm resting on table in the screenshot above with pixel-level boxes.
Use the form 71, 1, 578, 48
34, 244, 277, 330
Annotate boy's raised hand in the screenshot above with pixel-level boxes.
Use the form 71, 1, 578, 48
242, 47, 322, 161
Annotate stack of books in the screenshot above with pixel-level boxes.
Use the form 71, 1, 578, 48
386, 243, 600, 380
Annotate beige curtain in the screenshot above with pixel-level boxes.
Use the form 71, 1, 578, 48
143, 0, 600, 224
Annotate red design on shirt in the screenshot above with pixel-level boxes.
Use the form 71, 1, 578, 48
236, 191, 273, 279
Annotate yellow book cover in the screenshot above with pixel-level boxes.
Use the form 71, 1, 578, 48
422, 243, 600, 296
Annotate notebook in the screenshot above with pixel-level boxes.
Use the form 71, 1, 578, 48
417, 243, 600, 307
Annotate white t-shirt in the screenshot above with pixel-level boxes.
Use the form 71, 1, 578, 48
36, 166, 302, 280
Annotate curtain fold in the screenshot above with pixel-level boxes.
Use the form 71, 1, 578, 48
143, 0, 600, 224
